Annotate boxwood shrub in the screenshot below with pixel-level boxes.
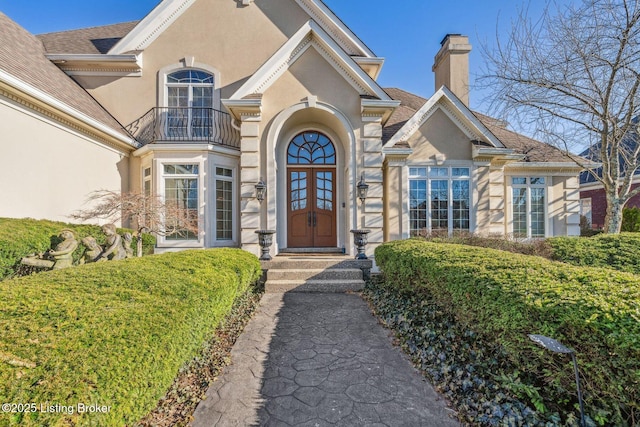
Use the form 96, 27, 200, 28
0, 218, 155, 280
375, 239, 639, 426
548, 233, 640, 274
0, 248, 261, 426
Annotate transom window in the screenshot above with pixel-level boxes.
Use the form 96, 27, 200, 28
166, 69, 214, 138
512, 177, 546, 238
409, 166, 471, 236
287, 132, 336, 165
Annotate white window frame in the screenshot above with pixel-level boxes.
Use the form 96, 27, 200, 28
142, 166, 152, 197
510, 176, 549, 239
159, 62, 221, 110
408, 165, 472, 236
158, 161, 204, 247
213, 166, 237, 245
580, 198, 592, 227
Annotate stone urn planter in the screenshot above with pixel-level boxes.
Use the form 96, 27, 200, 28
350, 229, 371, 260
255, 230, 276, 261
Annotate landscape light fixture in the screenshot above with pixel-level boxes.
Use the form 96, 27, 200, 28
356, 174, 369, 204
255, 179, 267, 203
528, 334, 586, 427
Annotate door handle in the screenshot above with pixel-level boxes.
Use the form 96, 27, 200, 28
308, 212, 312, 227
313, 211, 317, 227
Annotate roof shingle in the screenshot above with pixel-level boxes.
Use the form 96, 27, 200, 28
383, 87, 570, 162
0, 12, 129, 140
37, 21, 139, 55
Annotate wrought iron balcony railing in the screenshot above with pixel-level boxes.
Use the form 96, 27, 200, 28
125, 107, 240, 149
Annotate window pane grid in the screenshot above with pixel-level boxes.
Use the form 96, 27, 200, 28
512, 188, 528, 238
287, 132, 336, 165
165, 176, 198, 241
216, 180, 233, 241
511, 177, 546, 238
290, 172, 308, 212
452, 180, 470, 230
409, 166, 470, 236
431, 180, 448, 231
409, 180, 428, 236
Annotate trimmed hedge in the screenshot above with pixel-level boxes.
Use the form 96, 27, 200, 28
0, 248, 261, 426
548, 233, 640, 274
622, 207, 640, 232
0, 218, 155, 280
376, 239, 640, 426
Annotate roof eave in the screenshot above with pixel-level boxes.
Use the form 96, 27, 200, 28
0, 70, 136, 150
46, 53, 143, 77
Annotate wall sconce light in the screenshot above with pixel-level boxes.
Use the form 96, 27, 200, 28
529, 334, 586, 427
357, 174, 369, 204
255, 179, 267, 203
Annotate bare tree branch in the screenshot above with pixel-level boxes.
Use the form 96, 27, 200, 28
70, 190, 199, 256
480, 0, 640, 233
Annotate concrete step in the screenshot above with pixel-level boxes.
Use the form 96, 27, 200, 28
262, 256, 372, 271
266, 268, 363, 281
265, 279, 365, 293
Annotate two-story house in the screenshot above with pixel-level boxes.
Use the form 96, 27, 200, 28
0, 0, 584, 259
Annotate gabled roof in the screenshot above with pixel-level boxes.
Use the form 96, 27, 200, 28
384, 86, 504, 150
228, 20, 392, 102
107, 0, 375, 57
37, 21, 139, 54
0, 12, 133, 145
384, 87, 571, 163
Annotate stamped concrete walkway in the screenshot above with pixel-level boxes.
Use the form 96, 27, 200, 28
192, 293, 460, 427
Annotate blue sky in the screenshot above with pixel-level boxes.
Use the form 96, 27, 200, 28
0, 0, 567, 109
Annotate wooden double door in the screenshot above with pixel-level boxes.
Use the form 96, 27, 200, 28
287, 167, 337, 248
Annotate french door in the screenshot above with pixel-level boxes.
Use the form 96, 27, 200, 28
287, 168, 337, 248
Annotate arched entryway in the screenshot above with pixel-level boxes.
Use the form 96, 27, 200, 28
286, 131, 337, 248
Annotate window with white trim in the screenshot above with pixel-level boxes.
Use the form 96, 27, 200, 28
580, 198, 592, 227
166, 70, 214, 138
512, 177, 546, 238
143, 167, 152, 197
215, 167, 234, 241
409, 166, 471, 236
163, 164, 199, 241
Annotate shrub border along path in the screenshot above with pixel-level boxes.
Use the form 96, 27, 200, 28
137, 284, 263, 427
374, 239, 640, 426
0, 248, 261, 426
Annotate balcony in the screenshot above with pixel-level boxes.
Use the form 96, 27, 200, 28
125, 107, 241, 149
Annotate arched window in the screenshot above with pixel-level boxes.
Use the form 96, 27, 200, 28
166, 70, 214, 138
287, 131, 336, 165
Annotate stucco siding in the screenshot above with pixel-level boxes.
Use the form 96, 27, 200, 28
0, 98, 129, 222
384, 164, 402, 241
261, 48, 363, 127
474, 165, 491, 232
74, 0, 311, 127
406, 108, 472, 162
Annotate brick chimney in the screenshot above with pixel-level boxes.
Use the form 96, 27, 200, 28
432, 34, 472, 106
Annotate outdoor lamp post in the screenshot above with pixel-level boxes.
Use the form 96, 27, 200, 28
255, 179, 267, 203
528, 334, 586, 427
356, 173, 369, 204
351, 173, 371, 259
